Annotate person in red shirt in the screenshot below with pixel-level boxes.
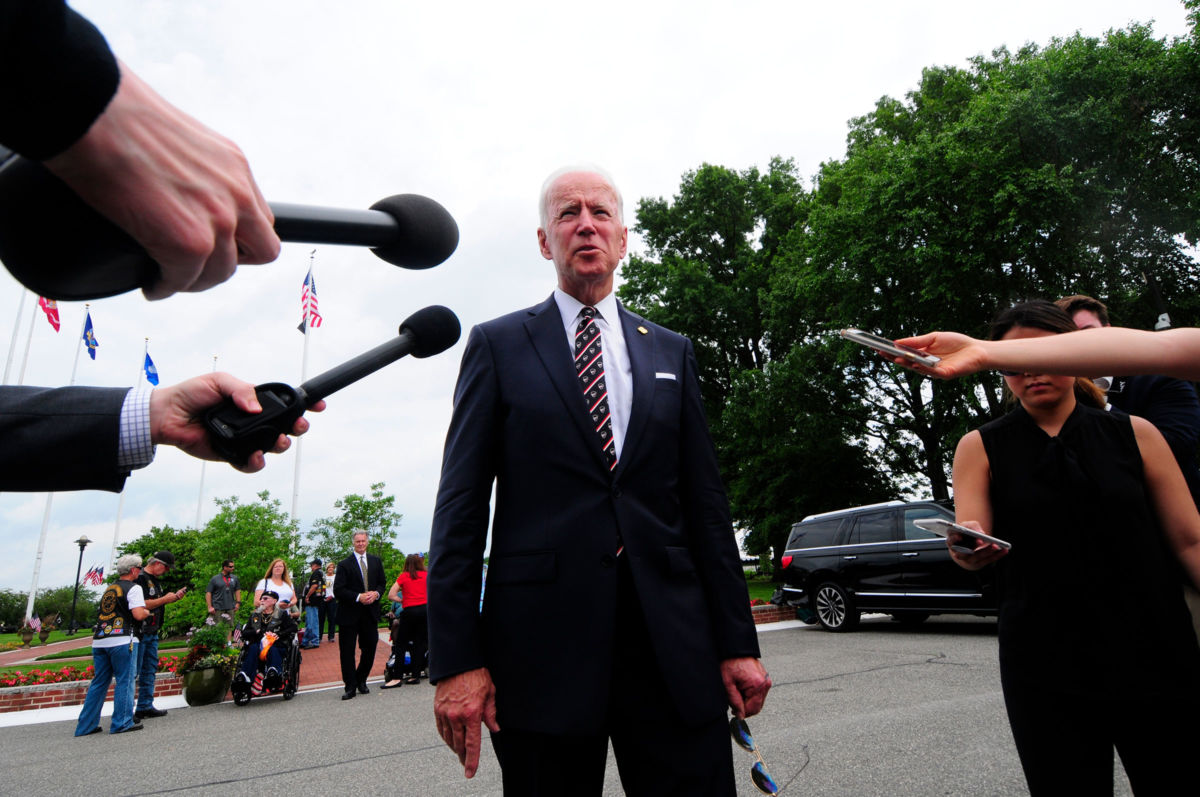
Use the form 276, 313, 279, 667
387, 553, 428, 685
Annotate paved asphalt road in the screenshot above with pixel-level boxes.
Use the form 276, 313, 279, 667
2, 614, 1133, 796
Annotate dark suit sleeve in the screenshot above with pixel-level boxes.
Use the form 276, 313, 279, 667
0, 385, 132, 492
427, 325, 499, 682
333, 559, 358, 605
677, 339, 761, 660
0, 1, 120, 159
1115, 375, 1200, 505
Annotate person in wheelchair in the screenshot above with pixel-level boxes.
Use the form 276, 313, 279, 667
234, 590, 297, 695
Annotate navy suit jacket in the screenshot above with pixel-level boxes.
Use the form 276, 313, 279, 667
428, 296, 759, 735
0, 385, 130, 492
1108, 374, 1200, 507
333, 552, 386, 627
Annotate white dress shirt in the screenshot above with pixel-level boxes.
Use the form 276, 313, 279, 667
553, 288, 632, 462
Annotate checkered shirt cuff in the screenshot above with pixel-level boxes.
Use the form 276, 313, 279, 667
117, 387, 156, 470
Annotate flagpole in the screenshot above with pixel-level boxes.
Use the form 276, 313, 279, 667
291, 250, 316, 525
3, 290, 26, 384
16, 293, 38, 385
25, 304, 91, 621
195, 354, 217, 530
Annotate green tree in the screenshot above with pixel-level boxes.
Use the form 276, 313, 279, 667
0, 588, 26, 628
306, 482, 405, 581
189, 491, 302, 633
31, 584, 99, 630
779, 19, 1200, 497
620, 161, 887, 567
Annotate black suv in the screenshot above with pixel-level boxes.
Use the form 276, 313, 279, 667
779, 500, 997, 631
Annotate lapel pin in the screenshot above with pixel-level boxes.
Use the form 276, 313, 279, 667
637, 326, 648, 335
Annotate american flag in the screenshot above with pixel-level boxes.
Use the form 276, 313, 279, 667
298, 265, 322, 332
28, 614, 40, 631
84, 565, 104, 586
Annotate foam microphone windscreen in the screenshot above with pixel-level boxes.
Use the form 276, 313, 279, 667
370, 194, 460, 269
400, 304, 462, 357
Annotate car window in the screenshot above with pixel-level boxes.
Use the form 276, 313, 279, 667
850, 512, 895, 544
788, 518, 842, 549
903, 506, 948, 540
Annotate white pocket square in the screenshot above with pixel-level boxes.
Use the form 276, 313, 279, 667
655, 372, 677, 381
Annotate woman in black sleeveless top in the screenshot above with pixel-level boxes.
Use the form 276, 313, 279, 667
950, 301, 1200, 796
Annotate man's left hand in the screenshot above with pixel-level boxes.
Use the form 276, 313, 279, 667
148, 372, 325, 473
720, 657, 771, 719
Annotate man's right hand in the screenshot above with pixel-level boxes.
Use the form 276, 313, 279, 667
434, 667, 499, 778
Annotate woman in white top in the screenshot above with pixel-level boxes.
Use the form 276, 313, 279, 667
254, 558, 296, 608
324, 561, 337, 641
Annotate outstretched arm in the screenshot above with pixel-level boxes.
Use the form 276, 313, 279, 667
896, 327, 1200, 382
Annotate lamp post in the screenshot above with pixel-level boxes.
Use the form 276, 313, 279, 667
68, 535, 91, 635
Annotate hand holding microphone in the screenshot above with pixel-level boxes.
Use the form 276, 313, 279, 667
203, 305, 461, 465
0, 147, 460, 301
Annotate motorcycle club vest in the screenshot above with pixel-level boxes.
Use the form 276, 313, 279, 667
94, 577, 137, 641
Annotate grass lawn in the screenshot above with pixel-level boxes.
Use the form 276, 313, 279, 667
1, 662, 93, 678
34, 639, 189, 661
0, 629, 93, 648
744, 577, 780, 603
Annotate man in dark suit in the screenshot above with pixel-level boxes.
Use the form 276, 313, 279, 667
1058, 294, 1200, 641
1056, 294, 1200, 506
428, 167, 770, 795
0, 373, 320, 492
334, 529, 386, 700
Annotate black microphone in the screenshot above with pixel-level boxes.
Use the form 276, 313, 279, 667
202, 305, 461, 465
0, 147, 460, 300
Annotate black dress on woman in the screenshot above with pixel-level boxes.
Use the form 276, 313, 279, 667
978, 402, 1200, 795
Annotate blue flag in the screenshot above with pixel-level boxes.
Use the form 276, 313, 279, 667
82, 312, 98, 360
144, 351, 159, 385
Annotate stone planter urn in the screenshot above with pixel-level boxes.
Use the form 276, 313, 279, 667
182, 667, 233, 706
37, 628, 51, 645
19, 627, 34, 647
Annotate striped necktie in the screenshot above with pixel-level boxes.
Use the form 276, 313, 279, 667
574, 306, 617, 470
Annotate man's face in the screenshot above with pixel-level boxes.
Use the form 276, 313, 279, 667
259, 595, 277, 611
352, 535, 369, 555
146, 561, 169, 576
311, 563, 320, 571
223, 563, 235, 574
1071, 309, 1105, 330
537, 172, 627, 300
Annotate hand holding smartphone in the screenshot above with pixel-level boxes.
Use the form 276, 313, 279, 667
913, 517, 1012, 554
840, 329, 941, 368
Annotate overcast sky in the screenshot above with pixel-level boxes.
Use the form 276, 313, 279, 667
1, 0, 1192, 593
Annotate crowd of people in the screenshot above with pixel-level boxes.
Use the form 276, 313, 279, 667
73, 534, 435, 730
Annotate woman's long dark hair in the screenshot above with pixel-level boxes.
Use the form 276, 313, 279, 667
989, 300, 1106, 409
403, 553, 426, 580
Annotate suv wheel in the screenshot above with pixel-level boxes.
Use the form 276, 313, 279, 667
814, 582, 859, 631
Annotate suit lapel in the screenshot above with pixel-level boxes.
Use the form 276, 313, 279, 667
616, 303, 655, 477
525, 296, 611, 473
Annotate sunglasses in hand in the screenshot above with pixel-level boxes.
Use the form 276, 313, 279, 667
730, 715, 781, 795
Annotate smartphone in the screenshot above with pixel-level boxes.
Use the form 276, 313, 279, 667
840, 329, 941, 368
913, 517, 1012, 552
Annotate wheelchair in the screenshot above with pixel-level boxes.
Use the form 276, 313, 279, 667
230, 632, 302, 705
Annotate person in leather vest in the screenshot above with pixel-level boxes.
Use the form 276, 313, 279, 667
235, 590, 297, 692
74, 554, 149, 736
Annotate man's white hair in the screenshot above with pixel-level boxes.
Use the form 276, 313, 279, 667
538, 164, 624, 229
115, 554, 143, 575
